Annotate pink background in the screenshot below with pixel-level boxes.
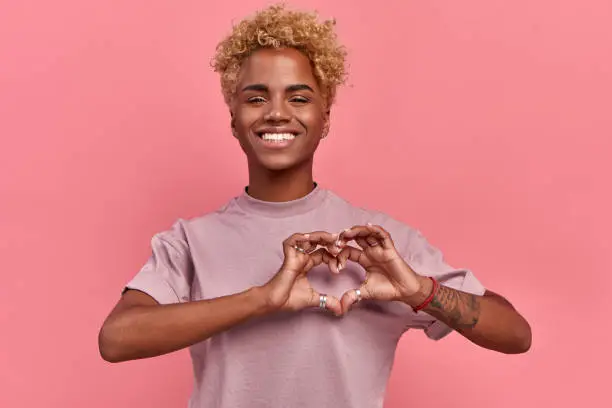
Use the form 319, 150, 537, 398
1, 0, 610, 407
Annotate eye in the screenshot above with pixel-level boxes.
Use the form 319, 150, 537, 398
247, 96, 266, 104
289, 96, 310, 104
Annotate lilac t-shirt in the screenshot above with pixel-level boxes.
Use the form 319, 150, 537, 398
125, 185, 486, 408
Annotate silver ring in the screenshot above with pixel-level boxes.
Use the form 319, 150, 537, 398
319, 294, 327, 310
293, 245, 306, 254
355, 289, 362, 303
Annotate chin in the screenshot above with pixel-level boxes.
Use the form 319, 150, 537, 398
255, 155, 311, 172
259, 159, 300, 172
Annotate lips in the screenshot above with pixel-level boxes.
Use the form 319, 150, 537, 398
254, 128, 300, 138
259, 132, 296, 142
252, 128, 300, 149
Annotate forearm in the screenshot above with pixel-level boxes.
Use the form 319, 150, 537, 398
99, 286, 270, 362
405, 277, 532, 354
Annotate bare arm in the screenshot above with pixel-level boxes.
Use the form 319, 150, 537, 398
407, 278, 532, 354
98, 231, 343, 363
98, 287, 271, 363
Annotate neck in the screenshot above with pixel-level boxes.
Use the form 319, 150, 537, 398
246, 161, 315, 202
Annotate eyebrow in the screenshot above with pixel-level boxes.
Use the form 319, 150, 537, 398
241, 83, 315, 93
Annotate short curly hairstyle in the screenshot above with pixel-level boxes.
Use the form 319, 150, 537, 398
212, 3, 348, 107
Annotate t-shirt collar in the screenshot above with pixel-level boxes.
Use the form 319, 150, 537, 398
235, 182, 327, 218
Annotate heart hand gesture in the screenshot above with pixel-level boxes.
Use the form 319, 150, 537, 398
261, 231, 344, 316
335, 224, 424, 312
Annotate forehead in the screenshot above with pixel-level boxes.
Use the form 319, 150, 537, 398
237, 48, 319, 90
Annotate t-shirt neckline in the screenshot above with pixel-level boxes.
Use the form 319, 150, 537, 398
235, 182, 327, 218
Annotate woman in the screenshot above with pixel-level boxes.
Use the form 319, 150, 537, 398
98, 4, 531, 408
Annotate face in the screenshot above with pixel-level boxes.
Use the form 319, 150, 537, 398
230, 48, 329, 172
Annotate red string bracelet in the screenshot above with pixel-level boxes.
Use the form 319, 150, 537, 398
412, 277, 439, 312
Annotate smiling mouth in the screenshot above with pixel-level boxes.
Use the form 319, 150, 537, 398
255, 132, 298, 142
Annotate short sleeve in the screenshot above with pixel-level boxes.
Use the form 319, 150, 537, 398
404, 229, 486, 340
123, 219, 194, 305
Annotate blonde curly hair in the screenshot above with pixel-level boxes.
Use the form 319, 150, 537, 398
212, 3, 347, 107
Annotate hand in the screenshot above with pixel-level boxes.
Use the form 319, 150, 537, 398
335, 224, 424, 312
261, 231, 343, 316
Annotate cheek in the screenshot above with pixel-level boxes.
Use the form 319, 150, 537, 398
297, 108, 325, 131
233, 108, 260, 133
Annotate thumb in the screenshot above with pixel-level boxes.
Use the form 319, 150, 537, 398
310, 290, 343, 316
340, 287, 367, 313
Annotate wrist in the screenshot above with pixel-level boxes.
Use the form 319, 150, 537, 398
247, 286, 278, 317
402, 275, 435, 308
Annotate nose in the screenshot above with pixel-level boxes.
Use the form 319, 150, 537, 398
263, 100, 290, 122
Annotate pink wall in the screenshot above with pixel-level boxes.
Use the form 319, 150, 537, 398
1, 1, 610, 406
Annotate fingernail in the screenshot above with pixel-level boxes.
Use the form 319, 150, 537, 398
367, 222, 373, 226
304, 233, 310, 238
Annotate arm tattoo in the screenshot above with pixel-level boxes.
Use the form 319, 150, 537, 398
427, 284, 481, 332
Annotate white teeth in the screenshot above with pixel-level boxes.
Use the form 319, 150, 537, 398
261, 132, 296, 142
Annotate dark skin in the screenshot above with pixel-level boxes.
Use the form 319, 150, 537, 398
98, 47, 530, 363
228, 47, 531, 353
98, 48, 342, 363
229, 47, 329, 202
331, 224, 531, 353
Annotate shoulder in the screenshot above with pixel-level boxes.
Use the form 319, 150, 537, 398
152, 196, 241, 246
324, 189, 419, 248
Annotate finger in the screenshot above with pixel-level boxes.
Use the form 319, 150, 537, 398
365, 235, 380, 247
283, 232, 312, 255
315, 247, 342, 274
284, 233, 328, 256
334, 246, 354, 270
341, 226, 383, 248
366, 223, 395, 250
354, 237, 372, 251
337, 228, 352, 246
342, 225, 391, 249
327, 255, 341, 274
297, 231, 344, 255
303, 231, 342, 247
339, 226, 372, 241
317, 232, 346, 256
305, 247, 334, 272
340, 285, 370, 313
339, 227, 368, 249
310, 291, 342, 316
336, 245, 370, 269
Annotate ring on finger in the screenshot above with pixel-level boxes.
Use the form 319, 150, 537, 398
293, 245, 306, 253
355, 289, 362, 303
319, 294, 328, 310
